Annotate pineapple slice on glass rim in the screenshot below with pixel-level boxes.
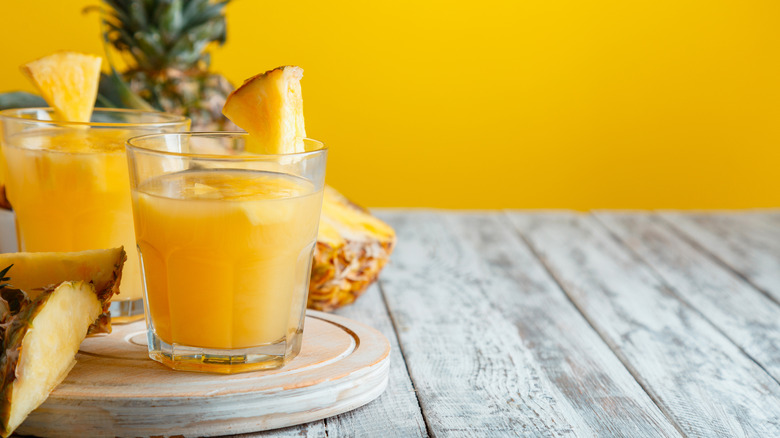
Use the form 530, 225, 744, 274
20, 52, 101, 124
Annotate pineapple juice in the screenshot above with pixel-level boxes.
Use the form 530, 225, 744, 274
133, 169, 322, 350
3, 130, 143, 304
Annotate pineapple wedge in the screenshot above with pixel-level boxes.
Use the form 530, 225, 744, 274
310, 187, 396, 311
222, 66, 306, 154
0, 248, 126, 334
20, 52, 102, 123
0, 280, 102, 437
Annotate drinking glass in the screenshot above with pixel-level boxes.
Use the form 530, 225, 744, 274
126, 133, 327, 373
0, 108, 190, 322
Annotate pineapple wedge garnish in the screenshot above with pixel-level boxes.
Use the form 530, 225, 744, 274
222, 66, 396, 311
222, 66, 306, 154
0, 248, 126, 334
20, 52, 102, 123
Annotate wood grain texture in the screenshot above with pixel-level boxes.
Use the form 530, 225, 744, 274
218, 421, 327, 438
17, 312, 390, 438
659, 211, 780, 304
444, 213, 680, 437
508, 212, 780, 437
376, 211, 679, 437
327, 284, 427, 437
595, 212, 780, 383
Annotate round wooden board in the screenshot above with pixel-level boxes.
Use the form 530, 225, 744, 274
16, 311, 390, 438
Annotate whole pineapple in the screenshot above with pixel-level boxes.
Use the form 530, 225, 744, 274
101, 0, 234, 130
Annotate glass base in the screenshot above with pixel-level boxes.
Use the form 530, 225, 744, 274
109, 298, 145, 324
146, 329, 303, 374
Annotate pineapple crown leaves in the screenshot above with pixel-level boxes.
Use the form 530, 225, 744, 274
0, 265, 12, 290
101, 0, 230, 72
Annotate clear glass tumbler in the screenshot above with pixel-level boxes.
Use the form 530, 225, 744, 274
126, 133, 327, 373
0, 108, 190, 322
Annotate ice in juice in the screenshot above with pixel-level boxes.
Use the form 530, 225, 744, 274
133, 169, 323, 349
3, 129, 142, 302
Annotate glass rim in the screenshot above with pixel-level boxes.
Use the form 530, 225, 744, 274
126, 132, 327, 160
0, 107, 189, 128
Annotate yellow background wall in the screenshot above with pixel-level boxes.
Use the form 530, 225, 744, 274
2, 0, 780, 209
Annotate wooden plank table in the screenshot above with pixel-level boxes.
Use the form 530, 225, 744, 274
23, 210, 780, 437
219, 210, 780, 437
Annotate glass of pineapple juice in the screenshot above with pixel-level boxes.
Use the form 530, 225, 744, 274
0, 108, 190, 322
126, 132, 327, 373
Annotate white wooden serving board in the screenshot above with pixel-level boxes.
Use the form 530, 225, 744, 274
16, 310, 390, 438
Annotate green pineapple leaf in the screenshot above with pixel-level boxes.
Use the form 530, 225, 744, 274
96, 0, 235, 129
0, 92, 47, 111
106, 68, 155, 111
0, 265, 13, 289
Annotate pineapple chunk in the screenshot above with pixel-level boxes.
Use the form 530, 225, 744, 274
222, 66, 306, 154
0, 281, 101, 437
309, 187, 396, 311
0, 248, 126, 334
20, 52, 102, 123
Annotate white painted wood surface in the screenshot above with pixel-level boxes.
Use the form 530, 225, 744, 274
659, 211, 780, 304
374, 211, 679, 437
12, 210, 780, 437
375, 211, 544, 436
509, 212, 780, 437
596, 212, 780, 382
327, 284, 427, 437
440, 213, 679, 437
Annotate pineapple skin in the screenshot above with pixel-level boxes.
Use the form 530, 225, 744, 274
308, 187, 396, 311
0, 288, 30, 344
0, 288, 51, 437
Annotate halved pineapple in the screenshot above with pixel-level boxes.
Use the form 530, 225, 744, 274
0, 280, 102, 437
0, 248, 126, 334
20, 52, 102, 123
310, 187, 396, 311
222, 66, 306, 154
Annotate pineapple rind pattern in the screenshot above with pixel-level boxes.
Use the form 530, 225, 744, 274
0, 288, 54, 437
308, 187, 396, 311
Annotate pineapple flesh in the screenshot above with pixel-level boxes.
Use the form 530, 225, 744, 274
0, 248, 126, 334
222, 66, 306, 154
20, 52, 101, 123
0, 281, 101, 437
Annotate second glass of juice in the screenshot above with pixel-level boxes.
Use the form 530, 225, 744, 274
0, 108, 190, 322
126, 133, 327, 373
